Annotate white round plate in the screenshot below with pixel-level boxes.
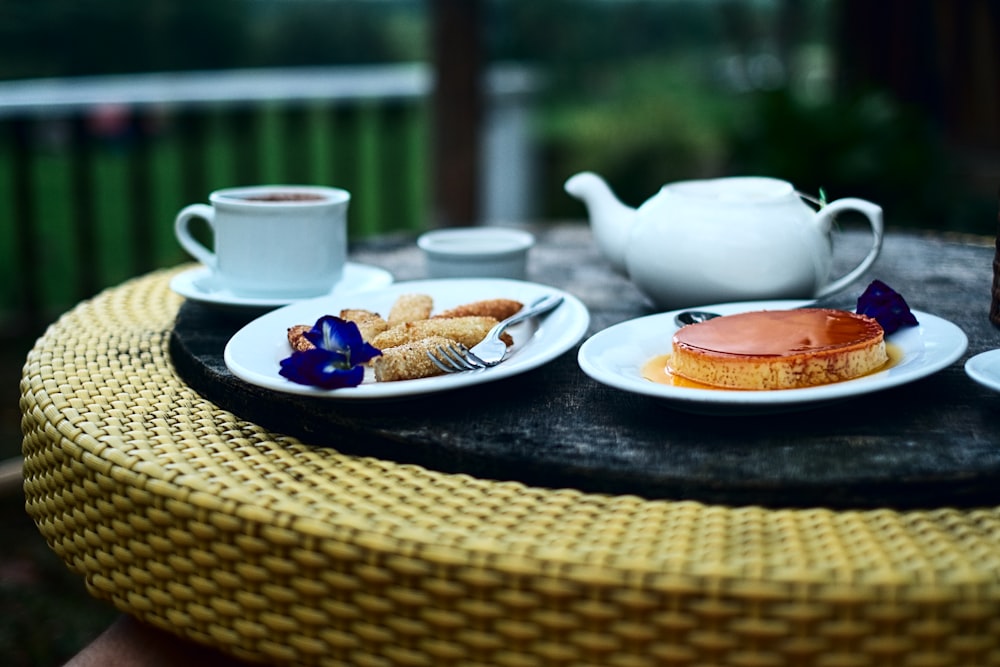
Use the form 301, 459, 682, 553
578, 300, 968, 414
964, 349, 1000, 392
170, 262, 394, 309
224, 278, 590, 400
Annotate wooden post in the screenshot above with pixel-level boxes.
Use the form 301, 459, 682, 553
992, 187, 1000, 327
430, 0, 483, 227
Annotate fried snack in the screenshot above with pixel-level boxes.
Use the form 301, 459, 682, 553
373, 336, 456, 382
339, 308, 389, 342
287, 324, 314, 352
371, 316, 504, 350
434, 298, 523, 321
387, 293, 433, 326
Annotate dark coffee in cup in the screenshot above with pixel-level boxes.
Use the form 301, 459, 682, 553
242, 193, 326, 202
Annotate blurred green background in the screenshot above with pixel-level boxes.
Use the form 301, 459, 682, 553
2, 1, 998, 665
2, 1, 996, 223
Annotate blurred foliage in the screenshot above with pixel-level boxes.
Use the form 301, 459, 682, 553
540, 58, 742, 214
488, 0, 728, 70
726, 86, 976, 232
0, 0, 991, 232
0, 0, 426, 79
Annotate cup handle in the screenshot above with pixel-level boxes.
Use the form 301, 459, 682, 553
814, 198, 884, 299
174, 204, 217, 270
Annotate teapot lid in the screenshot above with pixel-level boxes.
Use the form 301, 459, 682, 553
666, 176, 794, 202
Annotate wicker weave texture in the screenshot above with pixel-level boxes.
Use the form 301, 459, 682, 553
20, 269, 1000, 666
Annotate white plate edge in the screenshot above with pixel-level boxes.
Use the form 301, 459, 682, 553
964, 349, 1000, 392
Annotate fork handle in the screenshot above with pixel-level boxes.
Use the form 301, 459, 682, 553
490, 294, 563, 337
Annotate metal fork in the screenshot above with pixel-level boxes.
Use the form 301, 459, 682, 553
429, 294, 564, 373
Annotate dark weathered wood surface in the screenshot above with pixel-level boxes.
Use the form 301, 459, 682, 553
170, 222, 1000, 509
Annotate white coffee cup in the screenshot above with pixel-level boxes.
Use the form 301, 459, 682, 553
175, 185, 349, 298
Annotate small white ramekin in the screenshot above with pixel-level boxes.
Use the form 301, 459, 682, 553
417, 227, 535, 280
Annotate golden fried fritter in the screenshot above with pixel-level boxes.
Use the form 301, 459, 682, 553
287, 324, 314, 352
387, 293, 433, 326
433, 298, 523, 321
339, 308, 389, 342
373, 336, 456, 382
371, 316, 501, 350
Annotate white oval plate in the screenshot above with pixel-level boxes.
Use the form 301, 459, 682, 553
578, 300, 968, 414
964, 349, 1000, 392
225, 278, 590, 400
170, 262, 394, 310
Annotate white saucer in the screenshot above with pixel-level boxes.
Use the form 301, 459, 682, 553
964, 349, 1000, 393
170, 262, 394, 310
224, 278, 590, 400
578, 300, 968, 415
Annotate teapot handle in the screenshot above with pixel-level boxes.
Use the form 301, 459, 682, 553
813, 198, 884, 299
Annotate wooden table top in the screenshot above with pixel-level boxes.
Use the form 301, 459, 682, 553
170, 222, 1000, 509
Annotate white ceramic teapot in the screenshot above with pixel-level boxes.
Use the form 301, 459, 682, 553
564, 172, 883, 310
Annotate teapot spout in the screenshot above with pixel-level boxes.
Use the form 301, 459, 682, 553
564, 171, 636, 273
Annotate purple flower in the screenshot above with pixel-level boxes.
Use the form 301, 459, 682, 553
279, 316, 381, 389
855, 280, 919, 334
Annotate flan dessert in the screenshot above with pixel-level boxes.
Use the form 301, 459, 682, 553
669, 308, 888, 390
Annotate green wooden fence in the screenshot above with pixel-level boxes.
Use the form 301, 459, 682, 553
0, 67, 438, 334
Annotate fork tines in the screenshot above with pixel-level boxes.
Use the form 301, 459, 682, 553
428, 343, 488, 373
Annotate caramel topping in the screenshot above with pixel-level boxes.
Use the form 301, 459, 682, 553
673, 309, 883, 358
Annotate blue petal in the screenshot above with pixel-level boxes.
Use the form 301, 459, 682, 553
304, 315, 382, 365
279, 348, 364, 389
304, 316, 357, 350
856, 280, 919, 334
351, 340, 383, 366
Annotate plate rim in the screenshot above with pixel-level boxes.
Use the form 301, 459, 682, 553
170, 262, 395, 308
577, 299, 968, 409
224, 277, 590, 400
964, 348, 1000, 392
